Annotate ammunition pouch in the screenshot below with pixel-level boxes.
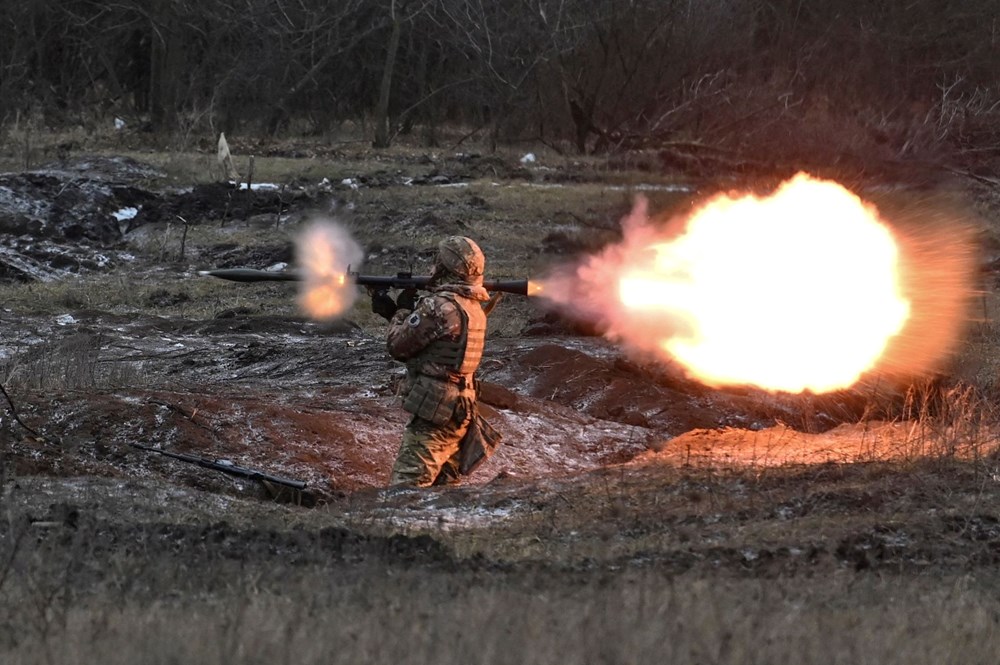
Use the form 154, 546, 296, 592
458, 407, 503, 475
402, 374, 468, 425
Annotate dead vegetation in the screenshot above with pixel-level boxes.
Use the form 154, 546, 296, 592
1, 143, 1000, 662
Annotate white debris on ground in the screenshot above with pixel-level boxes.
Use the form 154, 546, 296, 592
341, 178, 360, 190
111, 206, 138, 221
237, 182, 281, 191
55, 314, 77, 326
520, 152, 537, 164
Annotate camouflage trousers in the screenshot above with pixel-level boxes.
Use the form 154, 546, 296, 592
390, 400, 473, 488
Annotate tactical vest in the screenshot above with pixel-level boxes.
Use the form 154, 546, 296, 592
401, 292, 487, 424
419, 292, 487, 376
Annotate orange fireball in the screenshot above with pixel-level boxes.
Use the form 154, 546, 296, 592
617, 174, 910, 392
540, 173, 922, 394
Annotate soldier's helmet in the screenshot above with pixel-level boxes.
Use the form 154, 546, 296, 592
435, 236, 485, 284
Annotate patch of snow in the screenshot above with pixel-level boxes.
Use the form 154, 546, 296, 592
55, 314, 77, 326
112, 206, 139, 221
238, 182, 281, 191
520, 152, 537, 164
435, 182, 470, 188
341, 178, 360, 190
265, 262, 288, 272
114, 117, 126, 130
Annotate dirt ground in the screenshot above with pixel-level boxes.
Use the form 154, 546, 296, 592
2, 150, 1000, 663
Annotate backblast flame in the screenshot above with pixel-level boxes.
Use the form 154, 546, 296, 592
295, 220, 363, 320
540, 173, 974, 394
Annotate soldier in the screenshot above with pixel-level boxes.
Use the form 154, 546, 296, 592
371, 236, 501, 487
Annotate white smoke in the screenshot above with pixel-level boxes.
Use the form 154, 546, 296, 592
294, 218, 364, 320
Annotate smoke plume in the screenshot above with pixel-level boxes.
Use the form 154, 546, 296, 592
294, 219, 364, 320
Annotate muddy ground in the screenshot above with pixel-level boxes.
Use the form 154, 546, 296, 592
1, 151, 1000, 662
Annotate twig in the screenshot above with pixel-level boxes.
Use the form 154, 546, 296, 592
177, 215, 189, 260
0, 381, 43, 439
942, 165, 1000, 187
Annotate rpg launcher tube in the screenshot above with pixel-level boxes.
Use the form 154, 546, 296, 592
200, 268, 531, 296
198, 268, 300, 282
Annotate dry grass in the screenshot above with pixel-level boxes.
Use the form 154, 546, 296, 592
0, 333, 144, 392
1, 568, 998, 665
2, 461, 999, 665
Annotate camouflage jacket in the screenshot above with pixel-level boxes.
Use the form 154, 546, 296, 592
386, 282, 490, 423
386, 282, 490, 382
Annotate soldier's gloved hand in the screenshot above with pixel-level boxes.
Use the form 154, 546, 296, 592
371, 289, 397, 321
396, 287, 419, 312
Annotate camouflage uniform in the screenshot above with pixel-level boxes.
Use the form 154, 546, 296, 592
384, 237, 491, 487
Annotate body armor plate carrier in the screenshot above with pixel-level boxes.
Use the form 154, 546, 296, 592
401, 292, 487, 424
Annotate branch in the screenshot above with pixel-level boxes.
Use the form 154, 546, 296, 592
0, 382, 43, 440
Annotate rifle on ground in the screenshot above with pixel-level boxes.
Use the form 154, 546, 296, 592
130, 443, 307, 491
199, 268, 533, 296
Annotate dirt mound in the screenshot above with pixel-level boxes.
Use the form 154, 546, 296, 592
133, 182, 319, 227
483, 342, 890, 438
0, 156, 168, 282
34, 155, 165, 183
0, 171, 133, 243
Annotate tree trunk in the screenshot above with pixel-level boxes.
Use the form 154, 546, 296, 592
149, 11, 184, 132
373, 5, 402, 149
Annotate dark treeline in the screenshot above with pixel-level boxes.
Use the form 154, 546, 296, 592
1, 0, 998, 165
